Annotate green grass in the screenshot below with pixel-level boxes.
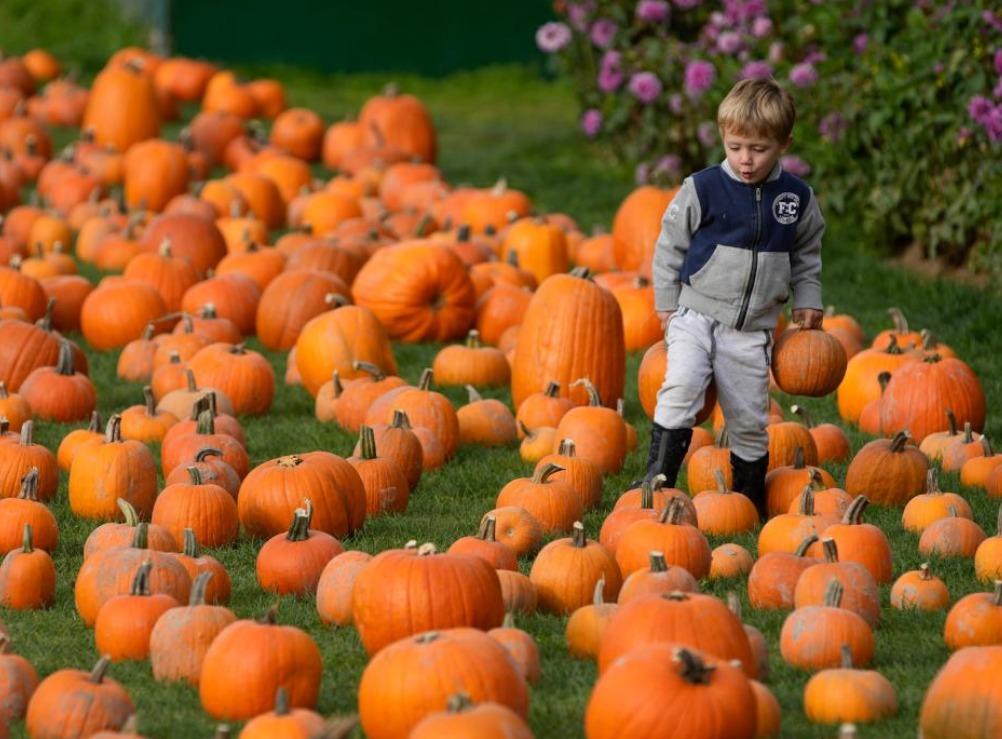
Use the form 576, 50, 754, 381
5, 64, 1002, 738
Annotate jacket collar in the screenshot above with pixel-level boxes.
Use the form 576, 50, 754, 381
720, 158, 783, 184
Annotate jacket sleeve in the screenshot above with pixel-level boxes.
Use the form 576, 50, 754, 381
651, 177, 700, 312
789, 189, 825, 311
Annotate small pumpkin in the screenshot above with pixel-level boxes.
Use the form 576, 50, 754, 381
889, 562, 949, 611
94, 561, 181, 661
25, 657, 135, 739
529, 521, 622, 614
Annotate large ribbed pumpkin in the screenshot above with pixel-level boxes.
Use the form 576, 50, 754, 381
919, 645, 1002, 739
351, 543, 505, 655
878, 354, 985, 443
352, 241, 475, 343
295, 302, 398, 397
611, 185, 677, 275
511, 269, 624, 410
82, 61, 160, 152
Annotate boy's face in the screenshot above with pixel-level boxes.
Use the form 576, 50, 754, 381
721, 128, 792, 184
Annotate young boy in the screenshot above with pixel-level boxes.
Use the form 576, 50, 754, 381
641, 77, 825, 519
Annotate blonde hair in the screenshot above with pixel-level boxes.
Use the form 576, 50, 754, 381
717, 78, 796, 142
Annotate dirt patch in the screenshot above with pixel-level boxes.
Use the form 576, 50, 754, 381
891, 241, 991, 291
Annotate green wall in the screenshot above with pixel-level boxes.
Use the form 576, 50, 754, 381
170, 0, 555, 75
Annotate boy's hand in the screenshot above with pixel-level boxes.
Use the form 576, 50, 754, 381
657, 310, 675, 331
792, 308, 824, 329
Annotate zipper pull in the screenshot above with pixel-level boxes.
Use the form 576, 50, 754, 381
756, 187, 762, 203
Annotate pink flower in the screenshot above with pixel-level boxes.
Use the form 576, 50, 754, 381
673, 0, 702, 8
804, 50, 827, 65
684, 59, 716, 98
629, 72, 663, 104
781, 155, 811, 177
983, 106, 1002, 142
636, 0, 670, 22
668, 93, 684, 113
598, 51, 624, 92
789, 62, 818, 88
983, 11, 1002, 34
536, 22, 572, 53
818, 112, 846, 143
969, 95, 993, 124
740, 60, 772, 79
635, 162, 651, 184
654, 155, 682, 175
567, 2, 595, 32
751, 17, 773, 38
590, 18, 618, 48
768, 42, 784, 63
709, 11, 727, 27
853, 33, 868, 54
581, 109, 603, 137
717, 31, 743, 55
995, 49, 1002, 76
994, 78, 1002, 100
697, 121, 717, 147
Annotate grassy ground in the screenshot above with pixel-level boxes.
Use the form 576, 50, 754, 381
5, 65, 1002, 738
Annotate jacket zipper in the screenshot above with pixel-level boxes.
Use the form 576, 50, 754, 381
735, 186, 762, 330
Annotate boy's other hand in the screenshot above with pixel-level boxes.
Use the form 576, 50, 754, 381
792, 308, 824, 329
657, 310, 675, 331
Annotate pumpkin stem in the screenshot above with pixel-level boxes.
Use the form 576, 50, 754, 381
167, 350, 182, 366
726, 591, 743, 619
196, 408, 216, 435
944, 409, 958, 437
840, 643, 854, 669
465, 329, 482, 348
532, 462, 565, 485
391, 409, 412, 430
257, 605, 280, 624
131, 522, 149, 550
417, 368, 434, 391
21, 523, 33, 553
659, 497, 686, 525
712, 468, 728, 493
143, 385, 156, 416
926, 467, 940, 494
502, 612, 516, 629
19, 419, 33, 446
792, 446, 805, 469
570, 377, 602, 407
89, 656, 112, 684
478, 515, 497, 542
839, 723, 859, 738
186, 466, 204, 486
797, 483, 816, 516
884, 334, 901, 355
649, 550, 668, 572
821, 537, 839, 563
54, 340, 75, 375
639, 477, 655, 509
351, 360, 385, 381
961, 422, 974, 444
196, 447, 223, 463
130, 560, 153, 596
993, 580, 1002, 606
286, 503, 313, 542
791, 404, 814, 429
674, 647, 716, 684
592, 576, 606, 605
404, 540, 418, 550
558, 438, 576, 457
446, 693, 473, 713
331, 370, 344, 398
183, 528, 201, 558
889, 431, 910, 453
795, 534, 820, 557
569, 266, 592, 280
358, 425, 378, 460
104, 415, 123, 443
277, 454, 304, 469
570, 521, 586, 547
919, 562, 932, 581
888, 307, 909, 335
184, 368, 198, 392
823, 578, 845, 607
87, 410, 101, 433
465, 384, 483, 404
947, 504, 957, 518
0, 418, 7, 435
543, 381, 560, 398
980, 436, 993, 457
17, 467, 39, 501
417, 542, 437, 556
117, 498, 140, 527
0, 381, 7, 399
274, 686, 290, 716
38, 298, 55, 331
996, 504, 1002, 537
843, 495, 869, 525
808, 468, 827, 491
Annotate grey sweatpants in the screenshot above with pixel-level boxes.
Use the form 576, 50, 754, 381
654, 306, 773, 461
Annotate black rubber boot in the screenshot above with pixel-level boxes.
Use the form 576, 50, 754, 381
631, 424, 692, 489
731, 451, 770, 522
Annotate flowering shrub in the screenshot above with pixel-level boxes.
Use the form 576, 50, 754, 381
540, 0, 1001, 271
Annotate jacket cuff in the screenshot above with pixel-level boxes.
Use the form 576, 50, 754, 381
654, 285, 681, 312
792, 282, 823, 311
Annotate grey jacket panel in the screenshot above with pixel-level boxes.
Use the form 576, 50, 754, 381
651, 176, 700, 312
650, 159, 825, 329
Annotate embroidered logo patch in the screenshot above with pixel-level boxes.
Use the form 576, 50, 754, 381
772, 192, 800, 224
667, 202, 681, 221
